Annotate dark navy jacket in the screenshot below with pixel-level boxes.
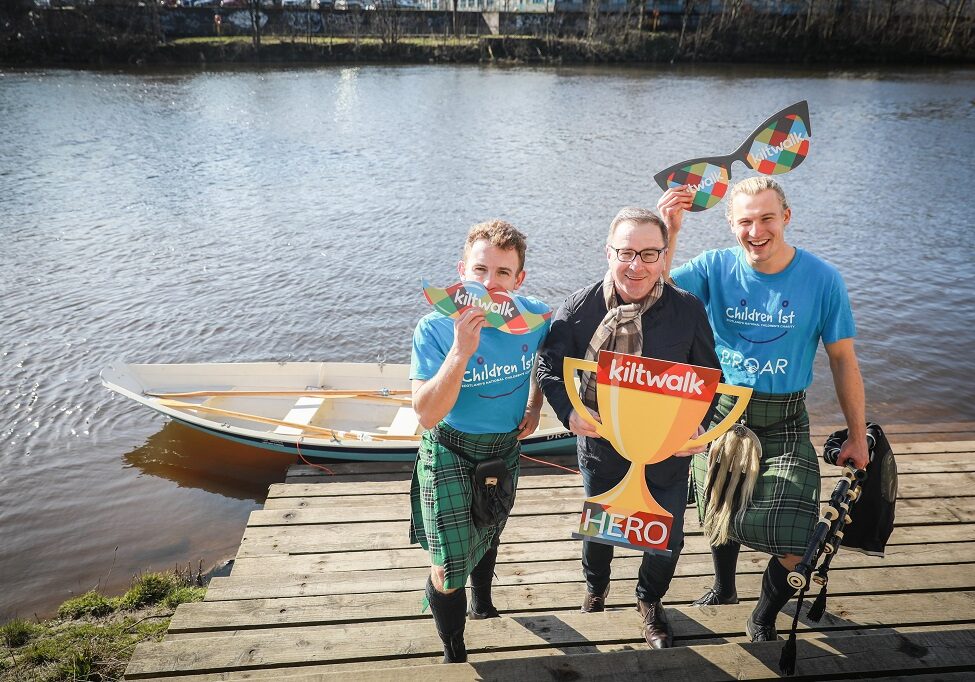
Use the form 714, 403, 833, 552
536, 281, 721, 484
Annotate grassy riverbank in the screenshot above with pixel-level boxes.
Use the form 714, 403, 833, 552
157, 34, 680, 65
1, 571, 205, 681
2, 4, 973, 66
5, 27, 972, 67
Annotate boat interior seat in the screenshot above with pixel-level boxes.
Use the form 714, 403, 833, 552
381, 406, 421, 437
274, 396, 325, 436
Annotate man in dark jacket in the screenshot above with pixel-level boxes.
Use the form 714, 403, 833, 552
536, 207, 720, 649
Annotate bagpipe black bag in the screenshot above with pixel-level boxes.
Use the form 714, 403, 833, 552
823, 422, 897, 556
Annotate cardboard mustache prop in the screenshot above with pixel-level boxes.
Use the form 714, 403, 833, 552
564, 350, 751, 556
422, 279, 552, 335
654, 100, 812, 212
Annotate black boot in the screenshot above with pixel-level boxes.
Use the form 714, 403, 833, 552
469, 535, 500, 619
427, 576, 468, 663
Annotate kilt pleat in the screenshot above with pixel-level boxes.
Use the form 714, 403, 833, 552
409, 423, 521, 590
692, 390, 819, 556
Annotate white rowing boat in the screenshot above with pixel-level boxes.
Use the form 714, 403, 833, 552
101, 361, 576, 462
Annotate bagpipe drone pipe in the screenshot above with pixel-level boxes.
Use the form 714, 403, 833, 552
778, 423, 898, 675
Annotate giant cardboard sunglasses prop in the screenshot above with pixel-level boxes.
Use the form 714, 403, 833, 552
422, 279, 551, 335
653, 101, 812, 212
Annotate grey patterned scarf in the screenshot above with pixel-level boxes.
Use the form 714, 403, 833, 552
579, 270, 664, 412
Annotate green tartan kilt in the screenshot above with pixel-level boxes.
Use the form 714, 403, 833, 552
409, 423, 521, 591
692, 390, 820, 556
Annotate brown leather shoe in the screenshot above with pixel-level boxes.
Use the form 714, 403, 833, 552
581, 585, 610, 613
636, 599, 673, 649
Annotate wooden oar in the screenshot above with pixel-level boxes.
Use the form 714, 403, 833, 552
156, 399, 420, 443
147, 388, 412, 399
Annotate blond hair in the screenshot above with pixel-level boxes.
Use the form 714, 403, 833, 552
725, 177, 790, 223
607, 207, 669, 246
464, 219, 528, 272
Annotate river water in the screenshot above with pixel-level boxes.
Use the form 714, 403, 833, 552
1, 64, 973, 620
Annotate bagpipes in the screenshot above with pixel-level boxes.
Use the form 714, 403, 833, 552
778, 423, 898, 675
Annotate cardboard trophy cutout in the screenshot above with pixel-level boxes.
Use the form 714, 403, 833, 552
564, 350, 752, 556
422, 279, 551, 335
654, 100, 812, 212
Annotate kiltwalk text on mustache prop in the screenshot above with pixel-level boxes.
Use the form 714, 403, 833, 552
422, 279, 551, 335
564, 350, 752, 556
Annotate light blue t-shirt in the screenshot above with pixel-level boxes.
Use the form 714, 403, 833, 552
410, 295, 551, 434
672, 247, 856, 393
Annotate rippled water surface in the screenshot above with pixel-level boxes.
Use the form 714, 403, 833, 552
2, 64, 974, 619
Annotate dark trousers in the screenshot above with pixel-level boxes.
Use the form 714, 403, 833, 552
580, 464, 687, 603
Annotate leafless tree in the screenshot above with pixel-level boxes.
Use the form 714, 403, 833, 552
374, 0, 403, 45
248, 0, 264, 49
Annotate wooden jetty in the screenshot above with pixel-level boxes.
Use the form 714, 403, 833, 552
126, 422, 975, 680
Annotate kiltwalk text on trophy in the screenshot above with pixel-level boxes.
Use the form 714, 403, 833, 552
564, 350, 752, 556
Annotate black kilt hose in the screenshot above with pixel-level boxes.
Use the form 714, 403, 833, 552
692, 390, 819, 556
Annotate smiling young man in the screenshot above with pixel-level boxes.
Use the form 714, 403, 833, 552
658, 176, 869, 642
536, 207, 720, 649
409, 219, 550, 663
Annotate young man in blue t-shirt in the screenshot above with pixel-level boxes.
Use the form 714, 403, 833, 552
409, 219, 550, 663
658, 177, 869, 642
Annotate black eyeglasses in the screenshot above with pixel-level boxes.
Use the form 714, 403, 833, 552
609, 246, 667, 263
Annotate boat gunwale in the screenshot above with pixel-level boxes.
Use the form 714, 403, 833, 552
100, 361, 574, 455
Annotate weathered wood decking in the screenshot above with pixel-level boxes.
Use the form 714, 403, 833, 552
126, 422, 975, 680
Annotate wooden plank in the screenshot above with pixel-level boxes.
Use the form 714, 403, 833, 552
273, 458, 975, 499
285, 446, 970, 486
125, 624, 975, 681
267, 467, 972, 502
282, 442, 975, 483
253, 472, 975, 525
269, 473, 581, 499
283, 452, 975, 484
206, 544, 975, 601
227, 523, 975, 574
230, 525, 975, 579
829, 673, 975, 682
183, 566, 971, 632
285, 629, 975, 681
832, 421, 975, 435
235, 499, 975, 556
285, 453, 580, 479
124, 593, 975, 677
284, 438, 975, 477
198, 554, 975, 604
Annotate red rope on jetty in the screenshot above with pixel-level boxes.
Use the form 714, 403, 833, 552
295, 438, 335, 476
520, 452, 580, 475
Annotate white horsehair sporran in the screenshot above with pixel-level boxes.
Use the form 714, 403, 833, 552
702, 422, 762, 546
